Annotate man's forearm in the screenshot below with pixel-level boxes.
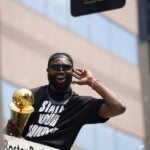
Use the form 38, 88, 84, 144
89, 78, 126, 116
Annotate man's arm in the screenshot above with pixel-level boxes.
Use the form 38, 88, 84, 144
89, 78, 126, 118
72, 68, 126, 118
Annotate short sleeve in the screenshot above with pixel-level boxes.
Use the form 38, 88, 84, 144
84, 98, 109, 124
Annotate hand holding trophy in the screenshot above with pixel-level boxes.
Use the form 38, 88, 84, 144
8, 88, 34, 138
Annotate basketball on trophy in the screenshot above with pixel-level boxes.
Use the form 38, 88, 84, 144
12, 88, 34, 111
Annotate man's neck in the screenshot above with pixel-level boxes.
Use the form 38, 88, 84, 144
48, 85, 72, 101
49, 85, 71, 93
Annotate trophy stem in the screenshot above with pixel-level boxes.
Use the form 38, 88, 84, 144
10, 103, 34, 134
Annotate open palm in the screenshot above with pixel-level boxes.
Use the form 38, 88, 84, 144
72, 68, 94, 85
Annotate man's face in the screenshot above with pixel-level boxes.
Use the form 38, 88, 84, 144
47, 57, 73, 92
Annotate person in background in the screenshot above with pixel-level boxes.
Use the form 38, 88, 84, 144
6, 52, 126, 150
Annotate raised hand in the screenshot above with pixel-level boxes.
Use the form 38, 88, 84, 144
72, 68, 95, 86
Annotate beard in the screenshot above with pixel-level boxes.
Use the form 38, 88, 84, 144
48, 74, 72, 91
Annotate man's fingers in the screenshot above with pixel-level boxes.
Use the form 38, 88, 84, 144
72, 72, 82, 79
73, 70, 82, 76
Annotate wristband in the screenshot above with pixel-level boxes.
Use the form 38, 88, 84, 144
91, 79, 99, 89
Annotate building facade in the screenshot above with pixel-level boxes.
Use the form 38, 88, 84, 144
0, 0, 145, 149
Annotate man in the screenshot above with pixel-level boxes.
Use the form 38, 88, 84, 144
7, 52, 126, 150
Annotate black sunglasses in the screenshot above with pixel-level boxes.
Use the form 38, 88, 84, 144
49, 64, 73, 71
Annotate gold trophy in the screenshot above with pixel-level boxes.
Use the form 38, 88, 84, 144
9, 88, 34, 136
